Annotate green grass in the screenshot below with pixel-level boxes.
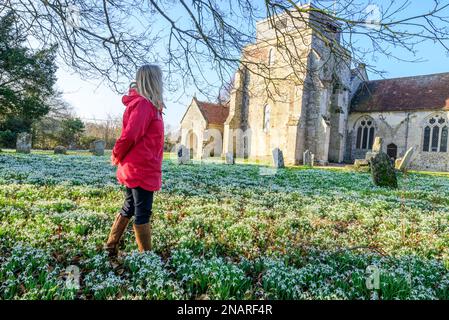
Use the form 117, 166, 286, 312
0, 151, 448, 300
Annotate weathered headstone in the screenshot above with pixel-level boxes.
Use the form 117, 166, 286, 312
364, 137, 383, 162
303, 150, 314, 167
372, 137, 383, 153
16, 132, 32, 154
272, 148, 285, 169
54, 146, 67, 155
225, 152, 235, 165
354, 159, 369, 168
91, 140, 105, 156
370, 152, 398, 188
177, 145, 190, 164
395, 158, 403, 170
365, 151, 378, 162
397, 147, 415, 172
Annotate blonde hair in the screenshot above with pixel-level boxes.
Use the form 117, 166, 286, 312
135, 64, 164, 110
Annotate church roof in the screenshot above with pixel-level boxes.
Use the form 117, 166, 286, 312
350, 72, 449, 112
194, 97, 229, 125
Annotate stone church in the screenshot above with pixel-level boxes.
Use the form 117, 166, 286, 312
180, 5, 449, 171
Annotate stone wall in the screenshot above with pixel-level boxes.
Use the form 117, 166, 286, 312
225, 8, 352, 166
203, 123, 225, 158
226, 29, 312, 165
411, 152, 449, 171
223, 67, 250, 158
180, 101, 207, 159
294, 32, 351, 165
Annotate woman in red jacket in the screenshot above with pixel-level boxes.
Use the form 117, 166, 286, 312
105, 65, 164, 256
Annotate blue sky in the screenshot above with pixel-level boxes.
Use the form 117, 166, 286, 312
55, 0, 449, 128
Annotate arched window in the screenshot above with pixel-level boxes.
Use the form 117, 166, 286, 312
423, 115, 448, 153
263, 105, 271, 133
268, 48, 275, 66
355, 117, 375, 150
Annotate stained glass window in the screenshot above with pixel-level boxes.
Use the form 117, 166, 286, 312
355, 117, 375, 149
431, 126, 440, 152
423, 126, 431, 152
356, 127, 362, 149
441, 126, 448, 153
368, 127, 375, 149
423, 115, 448, 153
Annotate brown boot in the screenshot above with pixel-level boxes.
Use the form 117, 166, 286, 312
104, 213, 130, 257
133, 222, 152, 252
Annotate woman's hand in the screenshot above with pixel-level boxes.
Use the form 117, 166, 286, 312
111, 153, 119, 166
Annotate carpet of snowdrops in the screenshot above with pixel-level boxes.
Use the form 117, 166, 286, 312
0, 151, 448, 300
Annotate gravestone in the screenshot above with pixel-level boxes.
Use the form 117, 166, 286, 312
365, 137, 383, 162
225, 152, 235, 165
272, 148, 285, 169
54, 146, 67, 155
16, 132, 32, 154
177, 145, 190, 164
91, 140, 105, 156
365, 152, 378, 162
354, 159, 369, 168
395, 158, 403, 170
372, 137, 383, 153
370, 152, 398, 189
303, 150, 314, 167
397, 147, 415, 172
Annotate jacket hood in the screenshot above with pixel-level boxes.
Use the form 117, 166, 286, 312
122, 88, 144, 107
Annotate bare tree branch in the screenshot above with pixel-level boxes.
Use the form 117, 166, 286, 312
1, 0, 448, 101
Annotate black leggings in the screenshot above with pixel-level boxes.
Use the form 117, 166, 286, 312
119, 187, 154, 225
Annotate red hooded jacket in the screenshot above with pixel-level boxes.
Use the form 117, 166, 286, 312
112, 89, 164, 191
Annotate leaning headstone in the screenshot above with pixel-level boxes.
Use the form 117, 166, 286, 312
303, 150, 314, 167
177, 145, 190, 164
370, 152, 398, 189
272, 148, 285, 169
395, 158, 403, 170
16, 132, 32, 154
397, 147, 415, 172
91, 140, 105, 156
225, 152, 235, 165
54, 146, 67, 155
372, 137, 383, 153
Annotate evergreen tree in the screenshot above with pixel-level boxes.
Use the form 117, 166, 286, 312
59, 118, 85, 148
0, 11, 57, 147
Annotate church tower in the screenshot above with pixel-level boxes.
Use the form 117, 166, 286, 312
224, 3, 352, 165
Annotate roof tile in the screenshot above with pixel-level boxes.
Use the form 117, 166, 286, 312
351, 72, 449, 112
194, 98, 229, 125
